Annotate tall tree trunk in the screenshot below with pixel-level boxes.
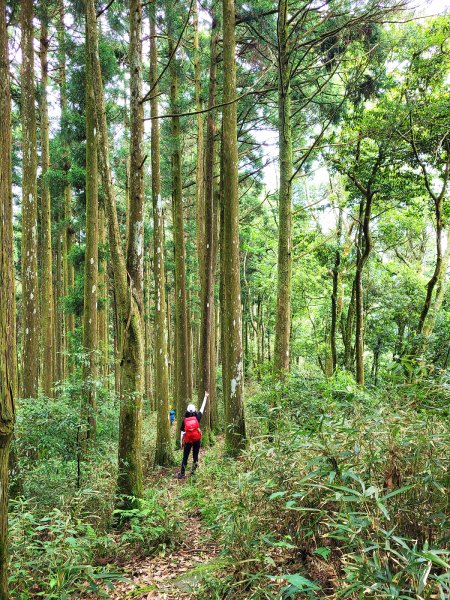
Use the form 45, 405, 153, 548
417, 197, 443, 336
21, 0, 39, 399
83, 4, 99, 443
330, 208, 343, 374
87, 0, 144, 500
198, 18, 218, 442
150, 4, 172, 466
194, 0, 205, 391
167, 9, 192, 431
355, 194, 373, 385
273, 0, 292, 377
144, 254, 153, 409
0, 1, 16, 594
39, 3, 54, 397
221, 0, 246, 455
58, 0, 74, 376
422, 226, 450, 338
98, 204, 109, 379
210, 134, 221, 431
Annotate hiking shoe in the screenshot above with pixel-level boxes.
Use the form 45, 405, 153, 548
177, 472, 185, 479
191, 462, 198, 475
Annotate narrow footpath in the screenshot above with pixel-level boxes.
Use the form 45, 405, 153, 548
109, 447, 221, 599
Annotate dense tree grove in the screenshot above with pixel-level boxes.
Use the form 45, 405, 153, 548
0, 0, 449, 598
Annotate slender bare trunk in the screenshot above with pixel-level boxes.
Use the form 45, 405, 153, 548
21, 0, 39, 399
330, 209, 343, 373
198, 18, 218, 442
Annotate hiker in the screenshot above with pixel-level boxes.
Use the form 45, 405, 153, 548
169, 408, 175, 426
177, 392, 209, 479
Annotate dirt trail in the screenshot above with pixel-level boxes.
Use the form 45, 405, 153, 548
109, 452, 221, 599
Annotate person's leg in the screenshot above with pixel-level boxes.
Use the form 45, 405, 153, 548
191, 440, 201, 472
179, 443, 192, 477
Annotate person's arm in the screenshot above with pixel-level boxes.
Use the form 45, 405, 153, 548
200, 391, 209, 414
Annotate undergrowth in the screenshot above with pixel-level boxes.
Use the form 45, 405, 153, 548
8, 369, 450, 598
185, 369, 450, 598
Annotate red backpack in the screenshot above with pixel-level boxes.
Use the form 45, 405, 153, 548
183, 416, 202, 443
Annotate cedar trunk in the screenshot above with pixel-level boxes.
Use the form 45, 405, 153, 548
221, 0, 246, 455
273, 0, 293, 377
198, 20, 219, 441
150, 5, 173, 465
167, 10, 192, 435
21, 0, 39, 399
86, 0, 144, 500
83, 5, 99, 441
0, 0, 16, 594
39, 4, 54, 397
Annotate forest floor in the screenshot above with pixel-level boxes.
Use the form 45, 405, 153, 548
109, 446, 222, 599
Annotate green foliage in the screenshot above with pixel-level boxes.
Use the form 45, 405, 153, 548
9, 500, 123, 599
114, 490, 182, 558
189, 374, 450, 598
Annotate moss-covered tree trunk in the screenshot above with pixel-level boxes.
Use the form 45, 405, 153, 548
198, 20, 219, 443
98, 204, 109, 379
144, 253, 153, 410
221, 0, 246, 455
39, 3, 54, 397
167, 10, 192, 435
83, 4, 99, 442
21, 0, 39, 400
0, 0, 16, 593
58, 0, 74, 377
150, 4, 172, 466
86, 0, 144, 501
273, 0, 292, 377
194, 0, 205, 393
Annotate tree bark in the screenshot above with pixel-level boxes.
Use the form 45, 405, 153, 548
0, 0, 16, 593
144, 253, 153, 410
21, 0, 39, 399
194, 0, 205, 393
59, 0, 71, 374
355, 194, 373, 385
417, 196, 444, 336
98, 204, 109, 379
39, 3, 54, 397
86, 0, 144, 500
150, 4, 173, 466
330, 208, 343, 374
198, 18, 219, 442
167, 7, 192, 433
83, 4, 99, 442
273, 0, 293, 377
58, 0, 74, 376
221, 0, 246, 455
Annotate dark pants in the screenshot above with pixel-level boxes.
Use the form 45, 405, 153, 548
181, 440, 201, 474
